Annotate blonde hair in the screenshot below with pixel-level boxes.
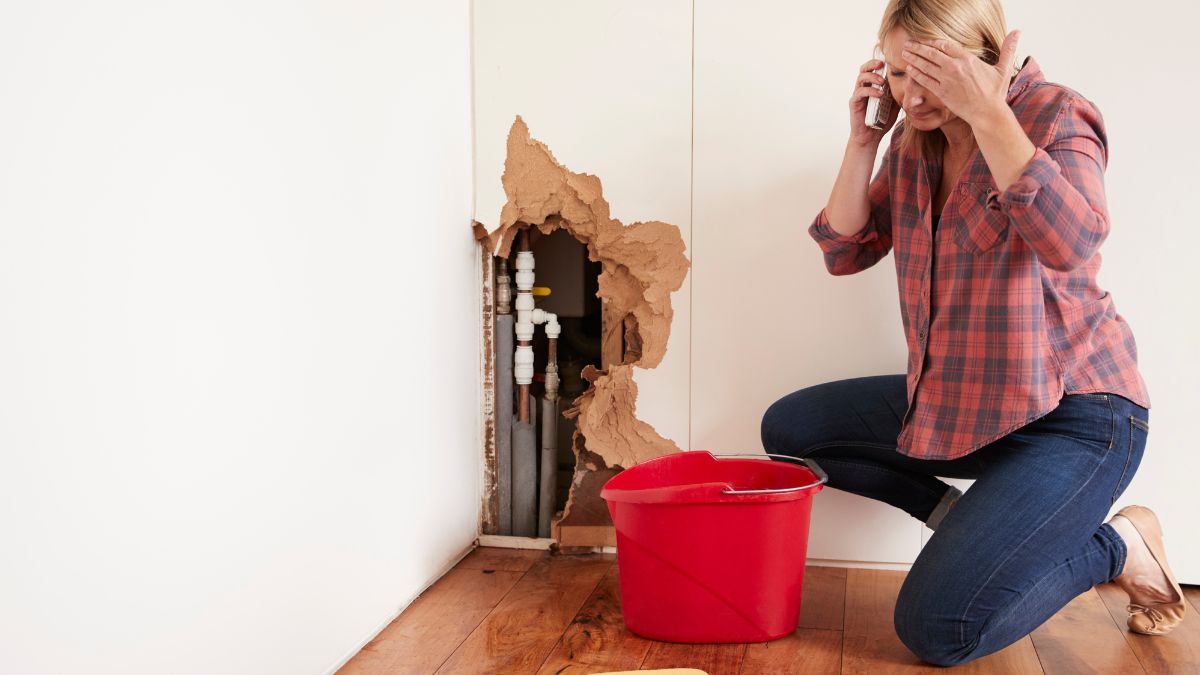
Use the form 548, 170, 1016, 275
876, 0, 1015, 157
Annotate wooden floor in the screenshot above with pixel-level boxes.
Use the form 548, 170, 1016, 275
339, 547, 1200, 674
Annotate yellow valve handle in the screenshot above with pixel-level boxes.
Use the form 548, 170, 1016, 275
532, 287, 552, 297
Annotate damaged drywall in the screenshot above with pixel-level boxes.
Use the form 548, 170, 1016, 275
481, 116, 689, 538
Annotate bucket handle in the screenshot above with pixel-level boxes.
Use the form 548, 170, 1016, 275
710, 453, 829, 495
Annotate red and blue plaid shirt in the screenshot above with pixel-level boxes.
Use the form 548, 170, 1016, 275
809, 56, 1150, 461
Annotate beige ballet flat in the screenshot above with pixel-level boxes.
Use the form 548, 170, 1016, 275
1113, 505, 1187, 635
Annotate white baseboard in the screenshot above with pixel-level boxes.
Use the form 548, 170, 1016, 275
474, 536, 909, 569
476, 534, 555, 549
474, 535, 617, 554
806, 558, 913, 572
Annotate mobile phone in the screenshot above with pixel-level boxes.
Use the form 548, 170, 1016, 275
865, 64, 894, 130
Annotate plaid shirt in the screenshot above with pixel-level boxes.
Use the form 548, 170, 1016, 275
809, 56, 1150, 461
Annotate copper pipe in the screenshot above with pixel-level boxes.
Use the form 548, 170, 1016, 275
518, 374, 530, 421
517, 225, 532, 423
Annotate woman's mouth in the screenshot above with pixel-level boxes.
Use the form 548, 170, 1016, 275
910, 108, 935, 119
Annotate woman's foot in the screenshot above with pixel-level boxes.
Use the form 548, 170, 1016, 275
1106, 506, 1187, 635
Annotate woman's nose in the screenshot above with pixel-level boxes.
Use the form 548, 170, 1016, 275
906, 85, 926, 108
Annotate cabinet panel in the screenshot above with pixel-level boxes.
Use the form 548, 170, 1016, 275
691, 0, 921, 563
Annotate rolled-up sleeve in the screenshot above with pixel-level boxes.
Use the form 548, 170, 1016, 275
808, 143, 894, 276
985, 97, 1110, 272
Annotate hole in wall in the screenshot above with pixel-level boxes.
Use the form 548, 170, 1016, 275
477, 116, 690, 549
506, 228, 603, 514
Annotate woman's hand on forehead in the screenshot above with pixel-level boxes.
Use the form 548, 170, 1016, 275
900, 30, 1021, 127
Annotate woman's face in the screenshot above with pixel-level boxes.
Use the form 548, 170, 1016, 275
881, 26, 958, 132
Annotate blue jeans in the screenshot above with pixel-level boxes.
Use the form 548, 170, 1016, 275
761, 374, 1150, 667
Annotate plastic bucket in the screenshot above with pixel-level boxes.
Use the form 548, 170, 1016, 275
599, 450, 827, 644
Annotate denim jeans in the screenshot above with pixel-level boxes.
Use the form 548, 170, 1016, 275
760, 374, 1151, 667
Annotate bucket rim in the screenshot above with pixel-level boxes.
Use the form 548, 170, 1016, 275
599, 450, 828, 504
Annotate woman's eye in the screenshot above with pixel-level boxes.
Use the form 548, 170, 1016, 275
891, 72, 905, 78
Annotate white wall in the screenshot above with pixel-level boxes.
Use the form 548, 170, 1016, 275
475, 0, 1200, 579
691, 0, 926, 566
473, 0, 694, 450
0, 3, 479, 674
696, 0, 1200, 575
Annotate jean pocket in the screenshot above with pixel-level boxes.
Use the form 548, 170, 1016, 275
1049, 393, 1116, 453
951, 183, 1010, 254
1111, 415, 1149, 504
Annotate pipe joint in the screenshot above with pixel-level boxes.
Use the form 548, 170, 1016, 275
515, 321, 534, 341
514, 346, 534, 384
514, 252, 535, 290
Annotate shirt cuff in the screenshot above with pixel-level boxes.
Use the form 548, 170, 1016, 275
808, 208, 880, 244
985, 147, 1062, 211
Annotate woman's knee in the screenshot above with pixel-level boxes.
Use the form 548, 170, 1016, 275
760, 386, 824, 456
761, 375, 902, 456
893, 573, 980, 667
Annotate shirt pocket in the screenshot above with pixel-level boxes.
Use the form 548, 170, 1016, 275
951, 182, 1010, 254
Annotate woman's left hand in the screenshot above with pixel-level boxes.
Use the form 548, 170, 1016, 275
901, 30, 1021, 127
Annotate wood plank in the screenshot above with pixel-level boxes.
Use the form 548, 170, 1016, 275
842, 569, 1042, 674
338, 567, 523, 675
798, 565, 846, 631
536, 565, 654, 674
736, 565, 845, 673
741, 628, 841, 674
1031, 587, 1144, 674
1186, 586, 1200, 617
435, 554, 614, 674
842, 568, 917, 673
539, 563, 844, 674
456, 546, 547, 573
555, 523, 617, 548
1095, 581, 1200, 674
638, 641, 745, 674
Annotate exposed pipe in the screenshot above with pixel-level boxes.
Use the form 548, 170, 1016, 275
515, 229, 533, 423
494, 258, 514, 535
510, 225, 562, 537
538, 320, 560, 538
512, 392, 538, 537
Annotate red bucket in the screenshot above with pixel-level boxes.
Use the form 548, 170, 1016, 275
600, 451, 827, 644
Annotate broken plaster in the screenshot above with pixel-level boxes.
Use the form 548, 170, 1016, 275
481, 116, 690, 528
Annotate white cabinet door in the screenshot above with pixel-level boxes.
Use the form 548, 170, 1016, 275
473, 0, 1199, 579
690, 0, 923, 565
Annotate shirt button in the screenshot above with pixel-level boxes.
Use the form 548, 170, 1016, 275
918, 327, 927, 342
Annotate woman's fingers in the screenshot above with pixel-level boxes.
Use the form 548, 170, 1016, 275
859, 59, 884, 73
851, 85, 885, 103
998, 30, 1021, 74
856, 71, 885, 87
905, 62, 941, 91
904, 41, 952, 67
901, 44, 945, 75
927, 39, 968, 59
849, 85, 883, 111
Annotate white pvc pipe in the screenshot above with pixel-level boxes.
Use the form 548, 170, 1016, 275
512, 250, 560, 385
514, 251, 535, 385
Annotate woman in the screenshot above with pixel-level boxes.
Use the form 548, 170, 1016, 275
760, 0, 1185, 666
